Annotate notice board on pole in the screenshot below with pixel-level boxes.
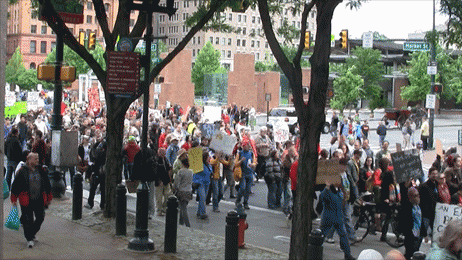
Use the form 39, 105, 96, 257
107, 51, 140, 95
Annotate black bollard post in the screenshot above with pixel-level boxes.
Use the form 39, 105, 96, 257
412, 251, 426, 260
225, 211, 239, 260
72, 173, 83, 220
49, 171, 66, 198
164, 196, 179, 253
128, 181, 155, 251
116, 183, 127, 236
307, 229, 324, 260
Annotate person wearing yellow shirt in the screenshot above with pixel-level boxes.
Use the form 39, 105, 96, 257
210, 152, 224, 212
420, 116, 430, 150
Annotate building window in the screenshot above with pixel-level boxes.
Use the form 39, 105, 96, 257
51, 41, 56, 51
228, 13, 232, 21
242, 40, 246, 47
243, 15, 247, 23
30, 41, 36, 53
238, 15, 241, 22
31, 25, 37, 34
41, 26, 47, 34
237, 39, 240, 46
221, 38, 225, 45
265, 42, 269, 48
222, 50, 225, 58
40, 41, 47, 53
87, 2, 92, 10
256, 53, 260, 60
209, 37, 213, 44
192, 49, 195, 56
130, 19, 134, 27
252, 16, 255, 23
251, 40, 254, 47
257, 41, 260, 48
215, 37, 219, 45
104, 3, 110, 11
192, 37, 196, 45
227, 50, 231, 58
242, 28, 246, 35
198, 37, 200, 44
30, 63, 36, 69
87, 15, 92, 24
228, 38, 231, 45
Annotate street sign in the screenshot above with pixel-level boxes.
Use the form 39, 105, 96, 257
265, 93, 271, 102
107, 51, 141, 95
154, 83, 161, 93
403, 42, 430, 52
117, 38, 134, 52
427, 65, 437, 75
426, 94, 436, 109
39, 0, 84, 24
362, 32, 373, 49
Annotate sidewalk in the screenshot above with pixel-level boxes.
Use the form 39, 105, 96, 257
3, 192, 288, 260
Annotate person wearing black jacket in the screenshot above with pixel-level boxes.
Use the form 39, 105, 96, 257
84, 133, 107, 210
5, 128, 23, 189
419, 167, 439, 239
155, 148, 172, 216
400, 187, 427, 260
17, 115, 28, 149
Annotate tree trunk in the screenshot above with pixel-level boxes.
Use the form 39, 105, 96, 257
103, 96, 127, 218
289, 1, 340, 259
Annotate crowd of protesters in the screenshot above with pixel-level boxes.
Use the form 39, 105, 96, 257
4, 92, 462, 259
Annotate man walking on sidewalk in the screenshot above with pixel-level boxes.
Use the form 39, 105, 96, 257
11, 152, 53, 248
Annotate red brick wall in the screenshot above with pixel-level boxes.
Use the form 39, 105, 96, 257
155, 49, 195, 108
228, 53, 256, 108
255, 71, 280, 113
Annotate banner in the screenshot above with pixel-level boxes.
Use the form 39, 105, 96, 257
209, 130, 237, 155
433, 203, 462, 242
188, 147, 204, 174
202, 106, 221, 123
273, 121, 290, 143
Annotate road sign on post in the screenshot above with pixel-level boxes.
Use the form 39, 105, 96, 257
403, 42, 430, 52
362, 32, 373, 48
106, 51, 141, 95
426, 94, 436, 109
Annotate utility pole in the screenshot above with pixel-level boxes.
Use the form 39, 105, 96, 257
428, 0, 436, 149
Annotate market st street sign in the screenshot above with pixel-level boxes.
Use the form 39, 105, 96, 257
403, 42, 430, 52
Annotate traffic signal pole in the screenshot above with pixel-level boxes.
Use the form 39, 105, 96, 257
51, 33, 63, 131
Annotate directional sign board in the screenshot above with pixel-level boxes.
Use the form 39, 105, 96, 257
362, 32, 373, 49
107, 51, 141, 95
403, 42, 430, 52
39, 0, 84, 24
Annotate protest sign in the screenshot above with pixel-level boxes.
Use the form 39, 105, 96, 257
315, 159, 342, 186
5, 91, 15, 107
27, 92, 40, 111
433, 203, 462, 242
273, 121, 290, 143
202, 106, 221, 123
199, 123, 217, 139
391, 150, 423, 183
188, 147, 204, 174
209, 130, 237, 155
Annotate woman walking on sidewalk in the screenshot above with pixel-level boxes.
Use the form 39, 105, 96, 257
10, 152, 53, 248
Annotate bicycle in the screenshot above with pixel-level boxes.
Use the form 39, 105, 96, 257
382, 202, 405, 248
351, 192, 376, 244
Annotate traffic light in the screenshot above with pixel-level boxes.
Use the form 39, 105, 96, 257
304, 31, 311, 50
339, 29, 348, 49
78, 31, 85, 46
432, 83, 443, 94
88, 32, 96, 50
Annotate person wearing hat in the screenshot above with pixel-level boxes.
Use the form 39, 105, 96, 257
166, 136, 180, 167
122, 136, 141, 181
235, 139, 256, 210
172, 148, 188, 180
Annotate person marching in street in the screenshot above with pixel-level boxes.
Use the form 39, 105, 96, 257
419, 167, 439, 241
193, 149, 212, 219
166, 136, 180, 167
235, 139, 256, 210
10, 152, 53, 248
122, 136, 141, 181
5, 128, 23, 189
255, 126, 271, 182
265, 150, 283, 209
154, 148, 172, 216
376, 121, 387, 147
210, 151, 224, 212
420, 116, 430, 150
222, 153, 236, 199
172, 148, 188, 180
330, 111, 339, 136
85, 132, 107, 210
173, 154, 193, 227
402, 120, 413, 150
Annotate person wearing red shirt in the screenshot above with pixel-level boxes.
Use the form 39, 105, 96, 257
122, 136, 141, 181
181, 135, 192, 151
289, 160, 298, 200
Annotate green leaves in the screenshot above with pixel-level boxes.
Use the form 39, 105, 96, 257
330, 66, 364, 112
5, 47, 26, 87
191, 41, 226, 95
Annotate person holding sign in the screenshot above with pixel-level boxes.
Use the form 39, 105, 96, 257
192, 149, 213, 219
426, 219, 462, 260
235, 139, 256, 210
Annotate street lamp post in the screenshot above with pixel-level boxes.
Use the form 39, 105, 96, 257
428, 0, 436, 149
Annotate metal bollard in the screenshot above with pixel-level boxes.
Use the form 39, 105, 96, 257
411, 251, 426, 260
128, 181, 155, 251
49, 171, 66, 198
164, 196, 179, 253
225, 211, 239, 260
72, 173, 83, 220
116, 183, 127, 236
307, 229, 324, 260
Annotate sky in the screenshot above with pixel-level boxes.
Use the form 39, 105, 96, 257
331, 0, 449, 40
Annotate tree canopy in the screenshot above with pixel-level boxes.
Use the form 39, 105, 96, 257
191, 41, 225, 96
330, 66, 364, 112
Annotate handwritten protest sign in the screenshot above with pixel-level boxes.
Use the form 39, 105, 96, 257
27, 92, 40, 111
273, 121, 290, 143
315, 159, 342, 186
209, 130, 237, 155
188, 147, 204, 173
391, 150, 423, 183
203, 106, 221, 123
433, 203, 462, 242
